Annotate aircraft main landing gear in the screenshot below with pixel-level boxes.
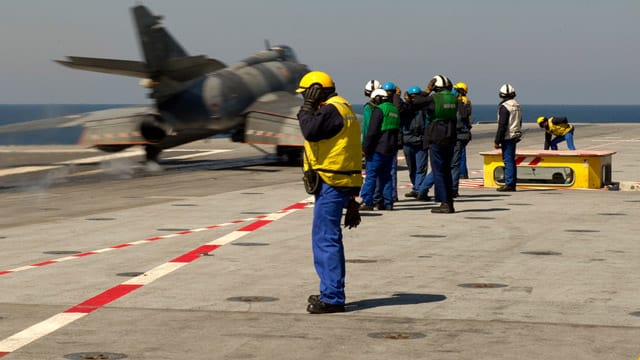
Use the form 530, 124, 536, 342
276, 145, 302, 166
145, 145, 161, 163
144, 145, 163, 172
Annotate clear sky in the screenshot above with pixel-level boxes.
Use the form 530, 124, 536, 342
0, 0, 638, 105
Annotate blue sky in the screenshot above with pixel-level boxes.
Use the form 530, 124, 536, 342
0, 0, 638, 104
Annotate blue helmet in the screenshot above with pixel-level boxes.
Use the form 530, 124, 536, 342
407, 86, 422, 95
382, 82, 397, 91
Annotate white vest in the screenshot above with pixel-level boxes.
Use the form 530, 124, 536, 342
498, 99, 522, 140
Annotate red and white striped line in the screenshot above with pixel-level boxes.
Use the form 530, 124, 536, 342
459, 178, 485, 188
397, 178, 485, 190
0, 215, 269, 277
515, 156, 543, 166
0, 197, 312, 358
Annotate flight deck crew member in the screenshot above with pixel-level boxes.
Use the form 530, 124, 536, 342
494, 83, 522, 192
536, 116, 576, 150
360, 88, 400, 211
296, 71, 363, 314
383, 82, 402, 203
412, 75, 458, 213
401, 86, 428, 198
362, 80, 382, 143
451, 82, 472, 198
361, 80, 383, 207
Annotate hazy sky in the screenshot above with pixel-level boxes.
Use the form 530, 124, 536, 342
1, 0, 638, 105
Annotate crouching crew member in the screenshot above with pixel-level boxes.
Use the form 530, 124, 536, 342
296, 71, 363, 314
536, 116, 576, 150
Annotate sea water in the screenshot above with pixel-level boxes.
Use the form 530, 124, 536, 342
352, 104, 640, 124
0, 104, 639, 145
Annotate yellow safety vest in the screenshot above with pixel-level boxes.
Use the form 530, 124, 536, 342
303, 96, 363, 188
547, 117, 574, 137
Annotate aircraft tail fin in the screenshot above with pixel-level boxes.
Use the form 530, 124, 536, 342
56, 6, 227, 101
129, 5, 228, 99
132, 5, 188, 71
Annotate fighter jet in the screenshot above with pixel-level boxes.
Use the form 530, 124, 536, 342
0, 5, 309, 163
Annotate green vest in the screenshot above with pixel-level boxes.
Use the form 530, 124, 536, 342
430, 91, 458, 122
361, 102, 374, 143
376, 102, 400, 131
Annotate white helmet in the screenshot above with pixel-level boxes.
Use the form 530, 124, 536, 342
370, 88, 388, 100
364, 80, 382, 97
431, 75, 452, 91
499, 83, 516, 98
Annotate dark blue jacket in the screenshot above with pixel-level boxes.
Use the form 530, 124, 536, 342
400, 107, 425, 146
363, 105, 399, 156
297, 100, 343, 142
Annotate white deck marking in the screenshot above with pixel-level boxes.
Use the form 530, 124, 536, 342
0, 313, 86, 353
0, 166, 60, 176
0, 198, 311, 357
0, 148, 232, 178
163, 149, 231, 160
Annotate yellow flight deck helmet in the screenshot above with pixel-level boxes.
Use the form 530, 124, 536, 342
537, 116, 547, 126
454, 82, 468, 94
296, 71, 335, 93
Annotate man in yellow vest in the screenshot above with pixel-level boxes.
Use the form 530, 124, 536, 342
536, 116, 576, 150
296, 71, 363, 314
451, 82, 472, 197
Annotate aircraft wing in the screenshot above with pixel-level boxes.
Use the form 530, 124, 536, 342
0, 106, 156, 146
243, 91, 305, 146
56, 55, 226, 81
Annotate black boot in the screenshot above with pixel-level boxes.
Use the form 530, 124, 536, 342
307, 301, 345, 314
431, 202, 455, 214
497, 185, 516, 192
404, 190, 418, 198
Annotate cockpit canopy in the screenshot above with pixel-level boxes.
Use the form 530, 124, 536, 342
270, 45, 298, 63
234, 44, 300, 70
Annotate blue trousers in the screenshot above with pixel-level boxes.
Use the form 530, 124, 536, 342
368, 155, 397, 205
459, 146, 468, 177
403, 143, 427, 192
373, 175, 382, 205
416, 148, 433, 197
501, 139, 517, 186
429, 143, 455, 203
312, 182, 350, 305
391, 152, 398, 200
451, 138, 470, 191
361, 152, 394, 208
550, 129, 576, 150
417, 172, 434, 196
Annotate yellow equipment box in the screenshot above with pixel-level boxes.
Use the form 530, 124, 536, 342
479, 149, 616, 189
